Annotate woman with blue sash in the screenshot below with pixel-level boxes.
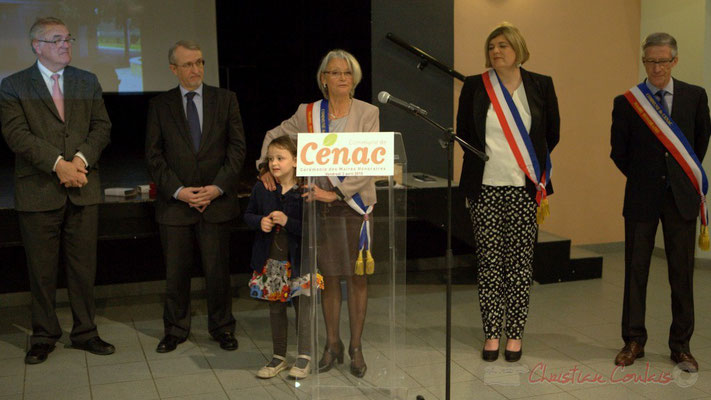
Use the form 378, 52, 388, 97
457, 23, 560, 362
257, 49, 380, 378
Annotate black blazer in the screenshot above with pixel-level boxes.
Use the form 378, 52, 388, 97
610, 78, 711, 221
145, 84, 246, 225
0, 63, 111, 211
243, 183, 303, 274
457, 68, 560, 202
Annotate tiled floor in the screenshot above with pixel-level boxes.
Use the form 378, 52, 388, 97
2, 246, 711, 399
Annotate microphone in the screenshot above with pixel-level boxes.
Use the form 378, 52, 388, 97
377, 91, 428, 116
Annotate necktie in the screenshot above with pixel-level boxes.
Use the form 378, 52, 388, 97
51, 74, 64, 121
656, 90, 668, 115
186, 92, 201, 151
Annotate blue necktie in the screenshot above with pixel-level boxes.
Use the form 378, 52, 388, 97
656, 90, 668, 115
186, 92, 201, 151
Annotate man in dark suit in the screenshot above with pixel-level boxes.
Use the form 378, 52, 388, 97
0, 17, 114, 364
145, 40, 245, 352
611, 32, 711, 372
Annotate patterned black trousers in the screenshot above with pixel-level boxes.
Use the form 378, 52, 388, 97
467, 185, 538, 340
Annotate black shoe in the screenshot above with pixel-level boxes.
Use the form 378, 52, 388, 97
72, 336, 115, 356
349, 346, 367, 378
215, 332, 239, 351
318, 340, 344, 373
504, 349, 522, 362
25, 343, 55, 364
156, 334, 186, 353
482, 347, 499, 362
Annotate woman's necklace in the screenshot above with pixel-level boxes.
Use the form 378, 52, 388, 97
329, 99, 352, 119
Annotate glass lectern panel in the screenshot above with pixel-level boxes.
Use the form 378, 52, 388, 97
295, 132, 407, 399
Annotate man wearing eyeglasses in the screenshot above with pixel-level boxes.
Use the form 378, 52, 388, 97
0, 17, 113, 364
611, 32, 711, 373
145, 40, 245, 353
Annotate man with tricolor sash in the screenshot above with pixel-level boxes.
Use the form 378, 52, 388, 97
610, 32, 711, 373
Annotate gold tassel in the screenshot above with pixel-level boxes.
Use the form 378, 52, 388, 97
536, 198, 550, 225
354, 250, 364, 275
365, 250, 375, 275
699, 225, 710, 251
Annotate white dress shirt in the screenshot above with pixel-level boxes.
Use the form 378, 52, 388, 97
482, 83, 531, 187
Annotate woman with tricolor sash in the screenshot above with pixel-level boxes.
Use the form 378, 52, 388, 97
456, 22, 560, 362
257, 49, 379, 378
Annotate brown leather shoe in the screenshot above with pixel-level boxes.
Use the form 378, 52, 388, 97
614, 341, 644, 366
671, 352, 698, 372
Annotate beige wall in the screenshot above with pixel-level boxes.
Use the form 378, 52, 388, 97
453, 0, 641, 244
641, 0, 705, 84
640, 0, 711, 255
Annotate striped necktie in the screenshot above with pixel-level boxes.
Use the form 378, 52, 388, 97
51, 73, 64, 121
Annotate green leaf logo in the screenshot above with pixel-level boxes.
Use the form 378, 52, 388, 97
323, 133, 337, 146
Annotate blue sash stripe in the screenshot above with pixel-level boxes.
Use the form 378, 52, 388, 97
494, 70, 543, 180
359, 223, 369, 250
320, 99, 330, 133
337, 175, 370, 214
637, 83, 708, 194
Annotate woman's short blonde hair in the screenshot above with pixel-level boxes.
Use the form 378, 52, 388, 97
484, 22, 530, 68
316, 49, 362, 99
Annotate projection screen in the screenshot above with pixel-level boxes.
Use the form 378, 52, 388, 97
0, 0, 219, 92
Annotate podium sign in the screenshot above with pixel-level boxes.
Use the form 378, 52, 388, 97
297, 132, 394, 177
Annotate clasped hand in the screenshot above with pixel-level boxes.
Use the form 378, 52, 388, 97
260, 211, 288, 232
177, 185, 221, 213
56, 157, 88, 188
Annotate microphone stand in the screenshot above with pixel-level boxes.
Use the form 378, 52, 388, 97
391, 107, 486, 400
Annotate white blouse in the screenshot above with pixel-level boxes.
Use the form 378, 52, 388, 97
481, 83, 531, 187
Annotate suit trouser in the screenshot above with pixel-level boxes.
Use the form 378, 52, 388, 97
623, 189, 695, 353
17, 201, 99, 345
160, 219, 236, 339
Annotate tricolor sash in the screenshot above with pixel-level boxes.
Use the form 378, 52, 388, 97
482, 69, 553, 224
624, 83, 710, 250
305, 100, 376, 274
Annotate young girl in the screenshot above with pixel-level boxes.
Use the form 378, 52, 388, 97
244, 135, 322, 379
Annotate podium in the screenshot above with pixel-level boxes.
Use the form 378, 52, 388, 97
296, 132, 408, 399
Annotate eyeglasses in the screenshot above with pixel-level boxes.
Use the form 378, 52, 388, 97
37, 37, 76, 46
173, 59, 205, 69
323, 70, 353, 78
642, 58, 675, 67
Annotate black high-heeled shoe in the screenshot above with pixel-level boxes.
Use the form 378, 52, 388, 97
349, 345, 367, 378
504, 348, 522, 362
504, 340, 522, 362
318, 341, 344, 373
482, 347, 499, 362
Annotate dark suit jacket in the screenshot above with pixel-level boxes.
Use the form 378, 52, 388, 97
0, 63, 111, 212
610, 78, 711, 221
145, 84, 246, 225
243, 183, 303, 274
457, 68, 560, 203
